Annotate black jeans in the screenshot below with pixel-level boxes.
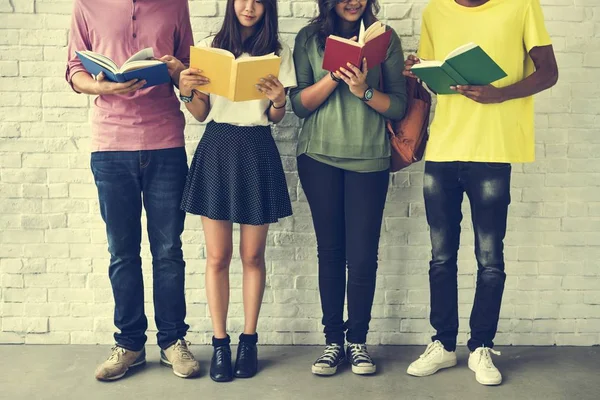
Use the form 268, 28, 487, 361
423, 161, 511, 352
91, 147, 189, 351
297, 154, 389, 344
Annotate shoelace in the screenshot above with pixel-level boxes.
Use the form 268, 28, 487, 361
174, 340, 194, 361
478, 347, 501, 369
419, 340, 443, 360
239, 342, 253, 360
315, 344, 342, 365
216, 346, 231, 364
107, 346, 126, 362
348, 343, 373, 365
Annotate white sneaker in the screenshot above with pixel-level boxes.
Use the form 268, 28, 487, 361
468, 347, 502, 386
407, 340, 457, 377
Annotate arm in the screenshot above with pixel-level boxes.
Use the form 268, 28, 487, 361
505, 44, 559, 98
71, 71, 146, 95
297, 74, 340, 116
452, 46, 558, 104
289, 31, 339, 119
256, 76, 287, 124
338, 59, 391, 114
161, 0, 195, 87
66, 1, 147, 95
65, 0, 91, 94
453, 0, 557, 103
338, 30, 407, 119
179, 68, 211, 122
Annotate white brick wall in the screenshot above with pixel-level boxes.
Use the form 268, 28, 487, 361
1, 0, 600, 346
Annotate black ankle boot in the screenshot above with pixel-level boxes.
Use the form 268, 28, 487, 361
234, 333, 258, 378
210, 336, 233, 382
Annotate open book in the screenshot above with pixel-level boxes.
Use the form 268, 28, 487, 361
411, 43, 507, 95
322, 20, 392, 73
190, 46, 281, 102
75, 48, 170, 89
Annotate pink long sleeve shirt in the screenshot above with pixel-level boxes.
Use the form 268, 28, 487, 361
66, 0, 194, 152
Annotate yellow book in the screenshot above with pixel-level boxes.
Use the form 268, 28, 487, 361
190, 46, 281, 102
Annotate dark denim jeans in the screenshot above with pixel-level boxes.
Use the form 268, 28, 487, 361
297, 154, 389, 345
423, 161, 511, 352
91, 147, 189, 351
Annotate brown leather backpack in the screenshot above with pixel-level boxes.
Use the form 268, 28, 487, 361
383, 77, 432, 172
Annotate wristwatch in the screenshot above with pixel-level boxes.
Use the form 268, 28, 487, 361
179, 91, 194, 103
361, 87, 374, 102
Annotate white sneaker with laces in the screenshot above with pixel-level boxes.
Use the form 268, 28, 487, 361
406, 340, 457, 377
468, 347, 502, 385
312, 344, 345, 376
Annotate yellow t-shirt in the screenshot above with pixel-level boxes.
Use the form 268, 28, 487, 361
418, 0, 552, 163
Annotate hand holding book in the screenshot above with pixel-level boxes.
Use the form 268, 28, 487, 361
322, 21, 391, 73
450, 84, 506, 104
337, 58, 369, 99
405, 43, 507, 96
179, 68, 210, 97
93, 71, 147, 95
76, 48, 170, 89
159, 55, 186, 86
255, 75, 286, 108
190, 46, 282, 102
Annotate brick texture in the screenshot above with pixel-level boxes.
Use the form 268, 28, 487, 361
0, 0, 599, 346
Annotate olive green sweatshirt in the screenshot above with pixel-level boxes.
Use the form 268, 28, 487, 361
290, 23, 407, 172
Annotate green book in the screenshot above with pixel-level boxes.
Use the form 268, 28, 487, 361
411, 43, 507, 95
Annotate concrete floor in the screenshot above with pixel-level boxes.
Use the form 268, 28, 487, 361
0, 346, 598, 400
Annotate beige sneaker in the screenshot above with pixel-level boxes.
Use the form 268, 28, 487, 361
95, 345, 146, 381
468, 347, 502, 386
160, 339, 200, 378
407, 340, 457, 377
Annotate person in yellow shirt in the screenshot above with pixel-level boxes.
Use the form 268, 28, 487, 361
403, 0, 558, 386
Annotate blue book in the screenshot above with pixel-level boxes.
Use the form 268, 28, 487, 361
75, 48, 170, 89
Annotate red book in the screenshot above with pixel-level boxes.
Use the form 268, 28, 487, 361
322, 21, 392, 73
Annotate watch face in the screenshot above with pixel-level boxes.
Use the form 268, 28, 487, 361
364, 88, 374, 101
180, 94, 193, 103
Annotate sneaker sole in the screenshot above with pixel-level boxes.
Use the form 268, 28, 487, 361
468, 364, 502, 386
96, 359, 146, 382
311, 364, 339, 376
159, 357, 198, 379
407, 358, 457, 377
351, 364, 376, 375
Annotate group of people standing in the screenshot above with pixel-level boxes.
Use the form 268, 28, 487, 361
66, 0, 558, 386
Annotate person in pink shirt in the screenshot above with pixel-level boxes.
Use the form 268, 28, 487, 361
65, 0, 199, 381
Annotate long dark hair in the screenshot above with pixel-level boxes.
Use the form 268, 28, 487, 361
310, 0, 380, 50
212, 0, 282, 58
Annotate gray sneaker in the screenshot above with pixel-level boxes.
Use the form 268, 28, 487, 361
95, 346, 146, 381
160, 339, 200, 378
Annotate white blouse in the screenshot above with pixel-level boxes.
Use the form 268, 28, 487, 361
197, 36, 297, 126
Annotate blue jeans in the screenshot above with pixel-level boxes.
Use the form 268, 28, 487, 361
91, 147, 189, 351
423, 161, 511, 352
297, 155, 389, 344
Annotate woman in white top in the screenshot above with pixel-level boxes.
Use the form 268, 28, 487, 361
170, 0, 296, 383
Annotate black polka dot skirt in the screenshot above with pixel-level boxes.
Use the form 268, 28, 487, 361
181, 121, 293, 225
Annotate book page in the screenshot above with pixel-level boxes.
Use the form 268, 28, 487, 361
411, 60, 444, 69
233, 56, 281, 102
78, 51, 118, 73
359, 20, 366, 45
236, 53, 278, 63
190, 46, 234, 98
328, 35, 362, 47
119, 60, 163, 73
363, 21, 386, 44
445, 42, 478, 60
123, 48, 155, 66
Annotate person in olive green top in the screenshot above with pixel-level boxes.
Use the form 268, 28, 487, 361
290, 0, 407, 377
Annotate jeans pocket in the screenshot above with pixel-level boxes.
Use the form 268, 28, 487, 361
484, 162, 511, 170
